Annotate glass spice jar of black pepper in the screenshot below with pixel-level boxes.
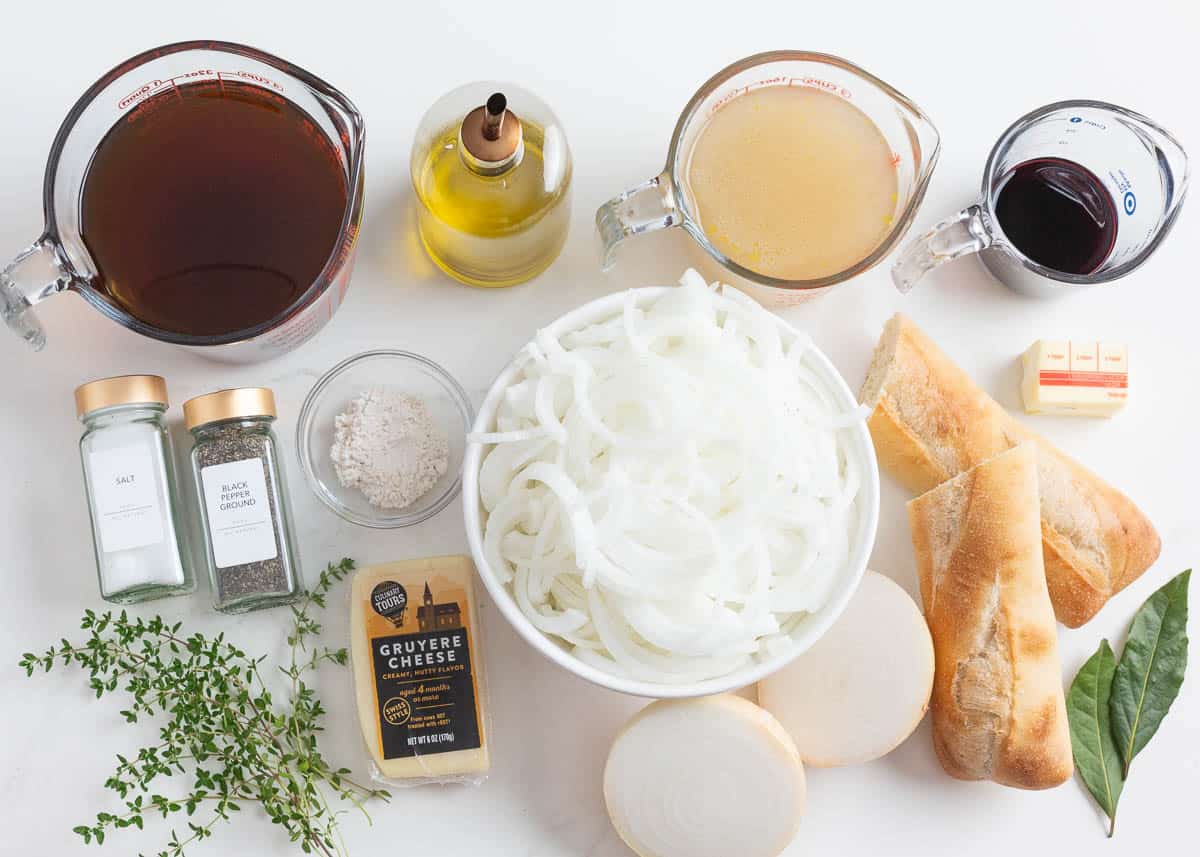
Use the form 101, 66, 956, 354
183, 388, 302, 613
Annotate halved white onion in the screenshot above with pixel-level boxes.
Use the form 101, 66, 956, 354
604, 695, 805, 857
758, 570, 934, 767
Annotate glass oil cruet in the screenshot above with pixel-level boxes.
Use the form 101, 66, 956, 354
411, 83, 572, 287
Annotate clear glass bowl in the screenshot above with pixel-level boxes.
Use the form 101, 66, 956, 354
297, 350, 473, 528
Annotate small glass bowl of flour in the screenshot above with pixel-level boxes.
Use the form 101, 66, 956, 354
297, 351, 473, 527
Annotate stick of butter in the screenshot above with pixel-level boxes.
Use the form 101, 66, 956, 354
351, 556, 490, 783
1020, 340, 1128, 417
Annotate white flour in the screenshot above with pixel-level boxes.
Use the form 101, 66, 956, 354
330, 389, 449, 510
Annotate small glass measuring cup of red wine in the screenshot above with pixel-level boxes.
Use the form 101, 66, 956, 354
0, 41, 364, 362
892, 100, 1187, 297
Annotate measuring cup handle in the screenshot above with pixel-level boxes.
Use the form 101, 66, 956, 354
595, 172, 681, 271
891, 205, 991, 294
1, 238, 75, 350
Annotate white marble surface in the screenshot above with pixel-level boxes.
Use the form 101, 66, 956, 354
1, 1, 1197, 854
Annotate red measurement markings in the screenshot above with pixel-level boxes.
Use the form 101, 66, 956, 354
120, 69, 284, 110
1042, 341, 1127, 387
119, 79, 168, 109
709, 75, 854, 117
709, 85, 750, 115
789, 76, 853, 98
217, 70, 283, 91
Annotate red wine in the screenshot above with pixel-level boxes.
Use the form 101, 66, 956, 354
81, 81, 348, 336
994, 158, 1116, 275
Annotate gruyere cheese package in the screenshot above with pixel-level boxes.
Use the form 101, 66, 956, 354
350, 556, 491, 787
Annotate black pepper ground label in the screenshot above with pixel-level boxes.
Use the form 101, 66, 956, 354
193, 426, 291, 601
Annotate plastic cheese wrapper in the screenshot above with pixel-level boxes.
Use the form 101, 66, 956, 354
350, 556, 491, 787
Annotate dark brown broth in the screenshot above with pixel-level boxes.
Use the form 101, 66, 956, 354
81, 81, 348, 336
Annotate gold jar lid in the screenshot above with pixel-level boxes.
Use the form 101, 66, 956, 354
183, 387, 277, 430
75, 374, 168, 417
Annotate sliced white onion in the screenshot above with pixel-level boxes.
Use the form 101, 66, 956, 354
468, 426, 552, 445
473, 271, 864, 684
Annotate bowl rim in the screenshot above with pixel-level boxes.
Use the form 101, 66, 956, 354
297, 349, 474, 529
462, 286, 880, 698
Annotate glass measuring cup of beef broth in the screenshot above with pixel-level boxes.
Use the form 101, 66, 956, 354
0, 41, 364, 362
596, 51, 940, 306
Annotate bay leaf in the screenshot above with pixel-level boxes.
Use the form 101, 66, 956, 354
1067, 640, 1123, 836
1110, 569, 1191, 775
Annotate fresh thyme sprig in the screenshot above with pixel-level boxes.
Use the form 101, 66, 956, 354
19, 558, 388, 857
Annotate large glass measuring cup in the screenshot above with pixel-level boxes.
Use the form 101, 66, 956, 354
893, 100, 1188, 297
0, 41, 365, 362
596, 51, 940, 307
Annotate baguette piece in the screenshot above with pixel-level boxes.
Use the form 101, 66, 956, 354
908, 444, 1072, 789
860, 313, 1159, 627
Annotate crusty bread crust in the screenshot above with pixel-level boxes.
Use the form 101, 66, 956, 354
862, 314, 1160, 628
908, 444, 1073, 790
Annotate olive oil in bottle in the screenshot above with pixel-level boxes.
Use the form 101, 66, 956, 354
411, 84, 572, 287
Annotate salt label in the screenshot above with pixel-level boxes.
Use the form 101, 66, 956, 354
88, 443, 165, 553
200, 457, 278, 569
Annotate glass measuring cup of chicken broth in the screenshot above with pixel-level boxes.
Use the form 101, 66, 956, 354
0, 41, 364, 363
596, 52, 940, 306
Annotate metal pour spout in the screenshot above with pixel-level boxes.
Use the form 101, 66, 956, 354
459, 91, 524, 175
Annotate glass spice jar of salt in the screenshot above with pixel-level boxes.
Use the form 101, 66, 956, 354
184, 388, 303, 613
75, 375, 195, 603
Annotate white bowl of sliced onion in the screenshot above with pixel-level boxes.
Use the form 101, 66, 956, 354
463, 272, 879, 698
